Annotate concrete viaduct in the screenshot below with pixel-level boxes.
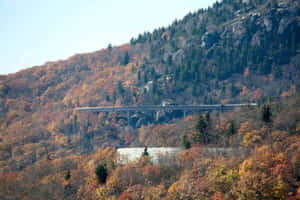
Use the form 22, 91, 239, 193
75, 103, 256, 126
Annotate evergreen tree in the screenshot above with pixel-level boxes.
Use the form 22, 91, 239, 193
65, 170, 71, 180
181, 135, 191, 149
227, 121, 235, 137
194, 114, 209, 144
95, 165, 108, 184
204, 112, 211, 127
118, 81, 124, 94
73, 115, 78, 133
261, 104, 272, 123
143, 73, 148, 84
142, 146, 149, 156
107, 43, 112, 51
137, 71, 141, 81
122, 51, 130, 66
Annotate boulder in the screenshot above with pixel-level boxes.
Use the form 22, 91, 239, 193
251, 32, 261, 47
278, 17, 294, 34
263, 17, 273, 32
201, 32, 218, 48
172, 49, 184, 64
231, 21, 246, 46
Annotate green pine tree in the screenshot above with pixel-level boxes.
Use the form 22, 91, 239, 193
181, 135, 191, 149
194, 114, 209, 144
142, 146, 149, 156
261, 104, 271, 123
95, 165, 108, 184
65, 170, 71, 180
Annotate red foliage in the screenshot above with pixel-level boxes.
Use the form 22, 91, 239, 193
143, 164, 161, 184
180, 147, 204, 166
8, 78, 29, 91
131, 54, 138, 61
124, 133, 135, 145
119, 192, 133, 200
243, 68, 249, 77
184, 115, 195, 121
119, 44, 130, 51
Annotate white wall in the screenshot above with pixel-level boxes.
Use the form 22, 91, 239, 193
117, 147, 183, 164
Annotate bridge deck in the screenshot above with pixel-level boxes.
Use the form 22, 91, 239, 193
75, 103, 256, 112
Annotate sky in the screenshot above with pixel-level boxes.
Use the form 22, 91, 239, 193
1, 0, 218, 75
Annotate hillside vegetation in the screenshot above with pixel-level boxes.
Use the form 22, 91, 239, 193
0, 0, 300, 199
0, 95, 299, 199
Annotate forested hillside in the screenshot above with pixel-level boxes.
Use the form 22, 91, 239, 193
1, 94, 299, 199
0, 0, 300, 199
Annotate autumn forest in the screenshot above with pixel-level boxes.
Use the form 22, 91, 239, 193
0, 0, 300, 199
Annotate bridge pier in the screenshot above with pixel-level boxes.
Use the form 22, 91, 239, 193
127, 110, 130, 126
75, 104, 256, 127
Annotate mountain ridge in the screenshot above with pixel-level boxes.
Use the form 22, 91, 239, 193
0, 0, 300, 199
0, 0, 299, 172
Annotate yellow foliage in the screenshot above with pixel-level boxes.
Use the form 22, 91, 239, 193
115, 99, 121, 106
242, 132, 254, 147
296, 122, 300, 133
142, 185, 166, 200
256, 145, 271, 154
167, 181, 180, 195
240, 86, 249, 96
239, 158, 254, 176
271, 130, 288, 142
123, 80, 133, 87
95, 186, 117, 200
87, 160, 95, 168
81, 83, 89, 92
297, 187, 300, 199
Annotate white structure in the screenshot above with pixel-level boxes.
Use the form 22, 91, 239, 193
117, 147, 183, 164
117, 147, 246, 164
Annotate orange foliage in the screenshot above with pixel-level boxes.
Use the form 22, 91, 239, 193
184, 115, 195, 121
97, 113, 104, 122
123, 132, 135, 145
8, 78, 29, 91
178, 36, 185, 41
240, 86, 249, 96
212, 191, 223, 200
161, 31, 170, 40
251, 88, 263, 101
167, 180, 179, 192
123, 80, 133, 87
220, 99, 231, 104
243, 68, 249, 77
178, 147, 204, 166
281, 85, 296, 98
238, 121, 253, 135
131, 54, 138, 61
115, 99, 121, 106
143, 164, 160, 184
5, 99, 19, 110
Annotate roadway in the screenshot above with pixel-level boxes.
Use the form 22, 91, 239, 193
75, 103, 256, 112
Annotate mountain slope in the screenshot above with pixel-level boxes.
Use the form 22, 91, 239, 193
0, 0, 299, 173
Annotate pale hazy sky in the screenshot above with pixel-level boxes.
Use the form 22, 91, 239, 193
1, 0, 218, 75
